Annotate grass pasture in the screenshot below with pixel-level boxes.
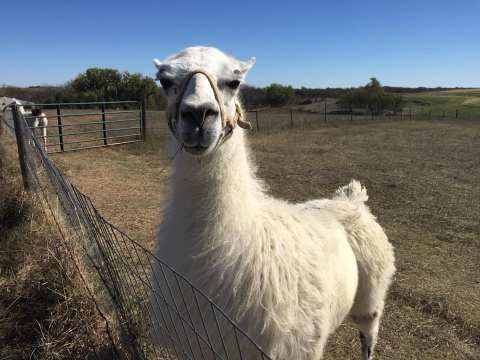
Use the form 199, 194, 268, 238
2, 109, 479, 359
46, 112, 480, 359
404, 88, 480, 118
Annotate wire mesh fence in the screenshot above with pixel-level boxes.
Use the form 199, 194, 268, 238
103, 106, 474, 143
243, 106, 476, 132
5, 104, 273, 360
242, 108, 463, 132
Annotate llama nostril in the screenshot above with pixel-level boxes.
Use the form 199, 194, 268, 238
181, 105, 219, 127
181, 110, 201, 126
204, 108, 219, 119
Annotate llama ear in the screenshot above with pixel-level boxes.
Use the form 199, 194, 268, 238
236, 57, 256, 75
153, 58, 162, 69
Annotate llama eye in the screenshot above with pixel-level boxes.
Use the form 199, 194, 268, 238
227, 80, 241, 90
160, 77, 174, 90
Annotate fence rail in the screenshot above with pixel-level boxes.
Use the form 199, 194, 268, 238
18, 101, 146, 154
5, 104, 273, 360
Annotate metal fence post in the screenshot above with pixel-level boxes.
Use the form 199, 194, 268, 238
324, 103, 327, 122
350, 105, 353, 122
12, 106, 34, 190
255, 111, 259, 131
290, 110, 294, 128
56, 105, 65, 152
141, 100, 147, 141
101, 103, 108, 145
456, 109, 458, 119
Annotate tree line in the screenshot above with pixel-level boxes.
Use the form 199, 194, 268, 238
337, 78, 404, 113
242, 78, 405, 113
1, 68, 165, 109
1, 68, 466, 111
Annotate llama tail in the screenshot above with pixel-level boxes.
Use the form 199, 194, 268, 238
333, 179, 368, 204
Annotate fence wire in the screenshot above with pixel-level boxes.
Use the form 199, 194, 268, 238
6, 105, 272, 360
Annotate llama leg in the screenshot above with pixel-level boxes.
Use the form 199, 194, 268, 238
350, 267, 391, 360
43, 126, 47, 150
41, 116, 48, 150
310, 335, 328, 360
352, 308, 382, 360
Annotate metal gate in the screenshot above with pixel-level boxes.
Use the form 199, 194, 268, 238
21, 100, 146, 153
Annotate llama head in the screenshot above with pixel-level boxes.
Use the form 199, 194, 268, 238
31, 108, 42, 116
154, 46, 255, 156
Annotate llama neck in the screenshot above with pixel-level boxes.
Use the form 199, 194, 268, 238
163, 129, 273, 323
170, 129, 264, 233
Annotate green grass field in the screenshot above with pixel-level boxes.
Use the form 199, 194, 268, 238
281, 88, 480, 120
404, 89, 480, 118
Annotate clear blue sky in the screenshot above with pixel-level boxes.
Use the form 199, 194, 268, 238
2, 0, 479, 88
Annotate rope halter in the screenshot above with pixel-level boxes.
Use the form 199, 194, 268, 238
165, 69, 252, 147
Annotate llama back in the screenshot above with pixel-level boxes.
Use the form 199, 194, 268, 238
301, 180, 395, 303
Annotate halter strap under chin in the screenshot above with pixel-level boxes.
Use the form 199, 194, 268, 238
166, 69, 252, 145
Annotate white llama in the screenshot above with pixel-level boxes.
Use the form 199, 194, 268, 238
150, 47, 395, 360
12, 99, 49, 149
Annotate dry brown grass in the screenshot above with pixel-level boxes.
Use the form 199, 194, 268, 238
0, 134, 119, 359
249, 118, 480, 359
5, 110, 480, 359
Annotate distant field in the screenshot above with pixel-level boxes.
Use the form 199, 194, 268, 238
288, 89, 480, 120
404, 89, 480, 118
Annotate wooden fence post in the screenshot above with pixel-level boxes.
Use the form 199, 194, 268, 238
101, 103, 108, 145
56, 105, 64, 152
0, 111, 2, 172
12, 106, 34, 190
141, 100, 147, 141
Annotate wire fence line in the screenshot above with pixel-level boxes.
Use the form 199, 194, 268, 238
5, 104, 273, 360
244, 106, 476, 132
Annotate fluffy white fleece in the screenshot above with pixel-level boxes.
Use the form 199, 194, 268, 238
151, 128, 395, 359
